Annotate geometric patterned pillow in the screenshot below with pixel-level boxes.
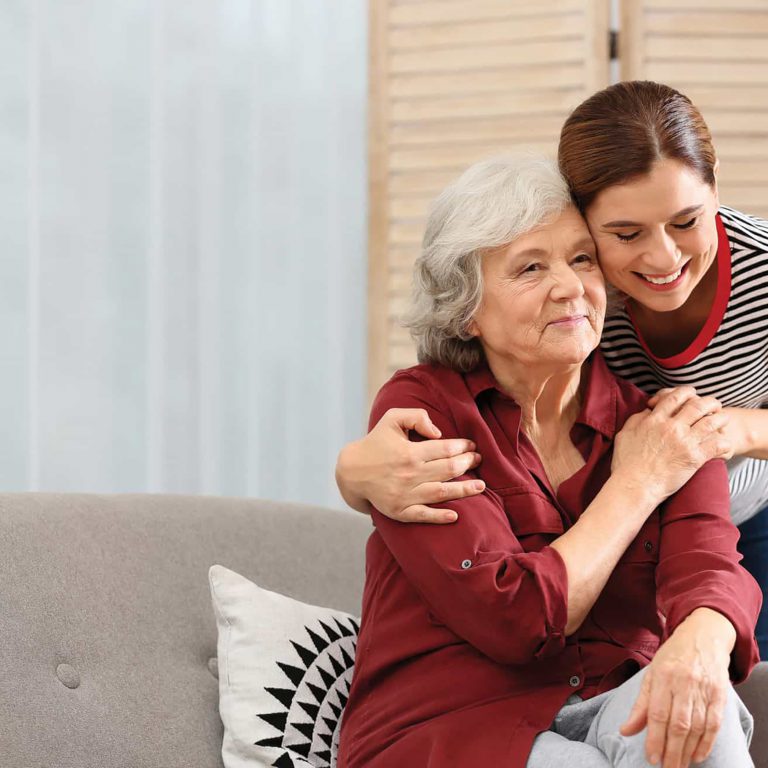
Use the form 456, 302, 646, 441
208, 565, 359, 768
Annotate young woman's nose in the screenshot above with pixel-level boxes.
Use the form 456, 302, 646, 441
643, 228, 684, 274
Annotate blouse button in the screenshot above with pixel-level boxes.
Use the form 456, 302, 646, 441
644, 540, 654, 552
569, 675, 581, 688
461, 559, 472, 569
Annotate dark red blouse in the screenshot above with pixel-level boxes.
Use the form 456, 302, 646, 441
337, 352, 760, 768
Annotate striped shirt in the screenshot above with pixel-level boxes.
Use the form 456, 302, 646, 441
600, 206, 768, 525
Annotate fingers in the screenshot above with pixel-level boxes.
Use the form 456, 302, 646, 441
662, 692, 693, 768
621, 672, 651, 737
410, 479, 486, 507
698, 432, 733, 461
418, 437, 477, 463
648, 386, 699, 418
381, 408, 442, 439
418, 452, 482, 483
674, 396, 722, 428
680, 695, 707, 768
692, 686, 727, 763
644, 681, 673, 766
390, 504, 459, 525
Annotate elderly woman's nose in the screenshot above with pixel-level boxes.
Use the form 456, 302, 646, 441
550, 266, 585, 300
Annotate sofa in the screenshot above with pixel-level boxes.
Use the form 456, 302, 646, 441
1, 492, 766, 768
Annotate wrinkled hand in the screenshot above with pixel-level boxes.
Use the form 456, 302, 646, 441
335, 408, 485, 523
612, 387, 731, 503
648, 389, 737, 460
621, 609, 735, 768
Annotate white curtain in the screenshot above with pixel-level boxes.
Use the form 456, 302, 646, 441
0, 0, 368, 507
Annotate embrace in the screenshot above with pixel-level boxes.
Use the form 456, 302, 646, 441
335, 82, 762, 768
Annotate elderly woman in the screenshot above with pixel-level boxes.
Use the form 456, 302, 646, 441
335, 155, 759, 768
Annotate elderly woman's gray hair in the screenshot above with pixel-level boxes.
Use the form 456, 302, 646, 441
405, 154, 573, 372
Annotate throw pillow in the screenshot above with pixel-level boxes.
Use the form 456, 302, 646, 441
208, 565, 359, 768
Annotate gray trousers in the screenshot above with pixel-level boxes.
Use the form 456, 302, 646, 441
526, 667, 754, 767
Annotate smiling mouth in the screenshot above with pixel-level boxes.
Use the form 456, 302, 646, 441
634, 261, 690, 288
548, 314, 588, 327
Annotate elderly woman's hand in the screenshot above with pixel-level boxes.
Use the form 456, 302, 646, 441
621, 608, 736, 768
611, 387, 731, 503
335, 408, 485, 522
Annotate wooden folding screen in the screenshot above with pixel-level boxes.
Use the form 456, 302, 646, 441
368, 0, 768, 401
368, 0, 610, 400
621, 0, 768, 221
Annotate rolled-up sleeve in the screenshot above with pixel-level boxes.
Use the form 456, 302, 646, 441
656, 459, 761, 683
369, 371, 569, 666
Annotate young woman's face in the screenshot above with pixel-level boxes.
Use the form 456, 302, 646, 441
583, 158, 720, 313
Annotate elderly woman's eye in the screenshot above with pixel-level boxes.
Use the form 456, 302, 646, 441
573, 253, 593, 264
522, 263, 542, 273
616, 231, 639, 242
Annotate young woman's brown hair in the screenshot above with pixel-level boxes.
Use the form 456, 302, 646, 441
558, 80, 718, 211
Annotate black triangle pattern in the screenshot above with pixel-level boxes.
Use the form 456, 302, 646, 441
333, 616, 354, 637
253, 614, 359, 768
256, 735, 284, 749
318, 620, 341, 643
266, 687, 296, 710
291, 640, 318, 670
327, 652, 345, 678
277, 661, 305, 688
306, 626, 330, 654
272, 752, 294, 768
259, 711, 288, 732
289, 739, 311, 759
298, 701, 319, 720
306, 681, 326, 704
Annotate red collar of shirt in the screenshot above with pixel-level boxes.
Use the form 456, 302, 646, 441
463, 350, 619, 442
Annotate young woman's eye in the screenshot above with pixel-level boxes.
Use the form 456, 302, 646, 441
673, 216, 698, 230
616, 231, 640, 242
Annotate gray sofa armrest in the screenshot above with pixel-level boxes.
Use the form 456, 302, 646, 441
737, 661, 768, 768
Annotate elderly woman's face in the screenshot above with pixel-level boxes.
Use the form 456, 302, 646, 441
469, 205, 606, 370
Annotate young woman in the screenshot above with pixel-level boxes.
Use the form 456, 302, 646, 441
336, 81, 768, 657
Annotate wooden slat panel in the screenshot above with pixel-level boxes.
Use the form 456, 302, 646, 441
646, 11, 768, 36
368, 0, 392, 404
674, 85, 768, 110
644, 0, 768, 9
647, 36, 768, 61
718, 160, 768, 184
390, 64, 582, 99
389, 0, 582, 27
620, 0, 768, 223
369, 0, 609, 392
391, 89, 584, 123
389, 12, 583, 49
390, 142, 558, 172
390, 39, 584, 74
703, 111, 768, 136
712, 137, 768, 159
390, 170, 459, 197
390, 114, 566, 148
645, 61, 768, 85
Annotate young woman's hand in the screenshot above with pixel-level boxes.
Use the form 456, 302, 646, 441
335, 408, 484, 523
612, 387, 731, 504
621, 608, 735, 768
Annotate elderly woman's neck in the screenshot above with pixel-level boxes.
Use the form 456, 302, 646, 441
492, 362, 584, 437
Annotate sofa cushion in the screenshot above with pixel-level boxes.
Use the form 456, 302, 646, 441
209, 565, 359, 768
